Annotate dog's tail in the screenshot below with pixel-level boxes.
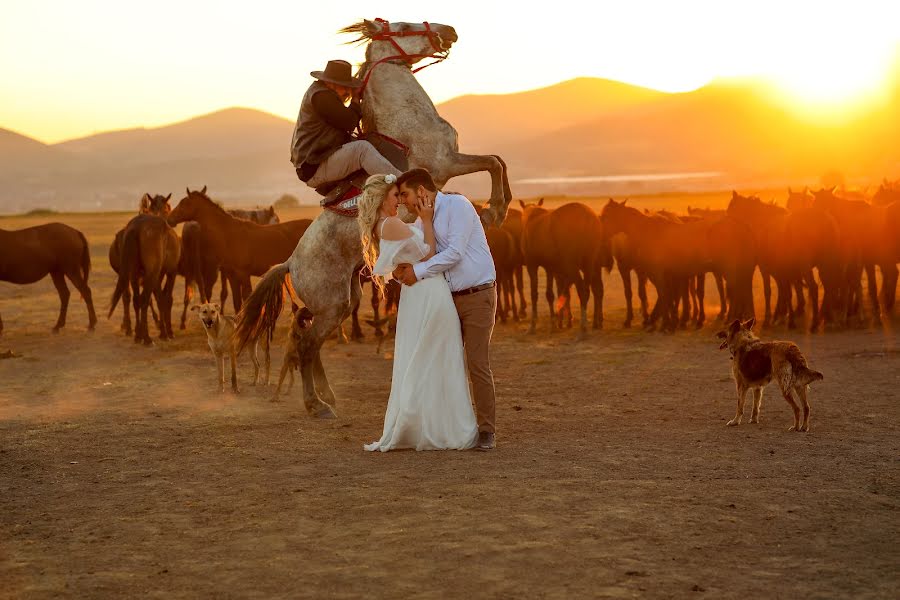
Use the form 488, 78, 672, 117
787, 345, 824, 386
234, 261, 290, 354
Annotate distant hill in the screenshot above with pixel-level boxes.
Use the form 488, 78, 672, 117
1, 76, 897, 213
55, 107, 292, 165
437, 77, 665, 153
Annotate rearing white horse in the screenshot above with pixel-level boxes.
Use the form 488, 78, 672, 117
343, 18, 512, 227
233, 18, 513, 418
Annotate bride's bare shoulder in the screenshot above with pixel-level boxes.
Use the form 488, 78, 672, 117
380, 217, 414, 241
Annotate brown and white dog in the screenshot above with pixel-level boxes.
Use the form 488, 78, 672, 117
717, 318, 823, 431
272, 307, 314, 401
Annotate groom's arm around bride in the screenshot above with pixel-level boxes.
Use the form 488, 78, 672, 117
392, 169, 499, 450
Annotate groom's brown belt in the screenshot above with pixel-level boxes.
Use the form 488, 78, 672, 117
451, 281, 495, 298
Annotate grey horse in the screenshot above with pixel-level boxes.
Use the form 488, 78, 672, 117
233, 18, 513, 418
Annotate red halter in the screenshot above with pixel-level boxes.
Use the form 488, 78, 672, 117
358, 18, 450, 98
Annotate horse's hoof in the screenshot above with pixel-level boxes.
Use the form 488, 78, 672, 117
314, 405, 337, 419
52, 327, 62, 335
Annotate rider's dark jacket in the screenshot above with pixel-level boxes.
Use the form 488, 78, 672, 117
290, 81, 363, 182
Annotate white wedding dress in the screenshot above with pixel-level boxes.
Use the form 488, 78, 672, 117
364, 223, 479, 452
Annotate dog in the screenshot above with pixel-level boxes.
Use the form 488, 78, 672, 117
191, 302, 269, 393
192, 303, 240, 393
716, 318, 823, 431
272, 307, 314, 401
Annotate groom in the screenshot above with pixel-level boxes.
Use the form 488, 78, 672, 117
393, 168, 499, 451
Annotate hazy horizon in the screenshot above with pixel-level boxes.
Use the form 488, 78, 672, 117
2, 1, 898, 143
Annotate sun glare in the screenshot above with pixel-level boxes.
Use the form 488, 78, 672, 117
759, 39, 897, 118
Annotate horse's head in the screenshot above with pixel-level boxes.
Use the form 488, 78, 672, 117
168, 185, 208, 225
786, 187, 814, 212
140, 193, 172, 218
811, 186, 839, 210
265, 206, 281, 225
518, 198, 547, 226
726, 190, 764, 216
873, 180, 900, 206
599, 198, 638, 234
342, 19, 458, 64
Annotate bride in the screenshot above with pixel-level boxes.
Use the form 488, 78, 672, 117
357, 173, 478, 452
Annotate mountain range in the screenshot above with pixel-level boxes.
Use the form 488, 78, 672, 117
1, 76, 898, 213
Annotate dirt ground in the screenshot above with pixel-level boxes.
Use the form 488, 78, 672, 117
1, 201, 899, 599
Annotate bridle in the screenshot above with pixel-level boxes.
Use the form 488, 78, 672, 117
358, 18, 451, 98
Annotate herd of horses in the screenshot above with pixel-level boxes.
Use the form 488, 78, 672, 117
1, 179, 899, 347
481, 181, 900, 335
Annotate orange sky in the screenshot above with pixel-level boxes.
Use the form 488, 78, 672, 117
1, 1, 898, 143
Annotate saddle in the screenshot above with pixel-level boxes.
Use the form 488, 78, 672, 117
319, 133, 410, 217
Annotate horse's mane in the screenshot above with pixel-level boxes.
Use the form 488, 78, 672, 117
189, 190, 229, 216
339, 20, 372, 44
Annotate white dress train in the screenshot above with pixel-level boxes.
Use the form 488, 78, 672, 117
364, 226, 478, 452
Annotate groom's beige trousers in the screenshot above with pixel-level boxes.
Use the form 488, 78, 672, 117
453, 286, 497, 434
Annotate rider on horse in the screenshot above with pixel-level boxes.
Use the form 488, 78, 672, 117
290, 59, 401, 194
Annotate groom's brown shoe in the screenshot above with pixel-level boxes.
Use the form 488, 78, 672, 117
476, 432, 495, 451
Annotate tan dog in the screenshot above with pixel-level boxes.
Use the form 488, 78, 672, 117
192, 303, 239, 393
717, 318, 823, 431
272, 307, 314, 401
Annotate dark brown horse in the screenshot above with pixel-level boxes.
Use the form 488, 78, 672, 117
168, 188, 311, 312
812, 187, 887, 323
218, 206, 282, 313
0, 223, 97, 335
519, 199, 556, 333
109, 211, 181, 345
727, 192, 797, 327
501, 207, 527, 318
485, 225, 518, 323
601, 199, 716, 332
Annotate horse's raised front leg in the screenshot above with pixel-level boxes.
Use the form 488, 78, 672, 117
436, 152, 508, 225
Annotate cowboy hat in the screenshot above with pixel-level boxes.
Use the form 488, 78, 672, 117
310, 60, 362, 88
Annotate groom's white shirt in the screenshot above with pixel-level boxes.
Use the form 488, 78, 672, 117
411, 192, 496, 292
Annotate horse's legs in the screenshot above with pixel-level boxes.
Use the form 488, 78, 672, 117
219, 268, 230, 313
591, 265, 604, 330
312, 350, 338, 408
527, 264, 540, 334
65, 265, 97, 331
545, 268, 557, 332
180, 277, 194, 330
714, 271, 727, 321
620, 265, 634, 328
49, 272, 70, 333
297, 309, 342, 418
515, 265, 527, 318
761, 269, 773, 326
695, 272, 706, 328
881, 263, 898, 312
350, 273, 364, 341
637, 271, 650, 326
121, 283, 132, 336
864, 263, 880, 320
162, 273, 178, 339
794, 277, 806, 316
805, 270, 819, 331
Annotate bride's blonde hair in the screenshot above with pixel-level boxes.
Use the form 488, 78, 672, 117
357, 173, 397, 297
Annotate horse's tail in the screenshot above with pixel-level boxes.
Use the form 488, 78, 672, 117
234, 261, 290, 354
109, 226, 138, 319
78, 230, 92, 285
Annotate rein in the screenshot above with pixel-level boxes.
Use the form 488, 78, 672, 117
358, 18, 449, 98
